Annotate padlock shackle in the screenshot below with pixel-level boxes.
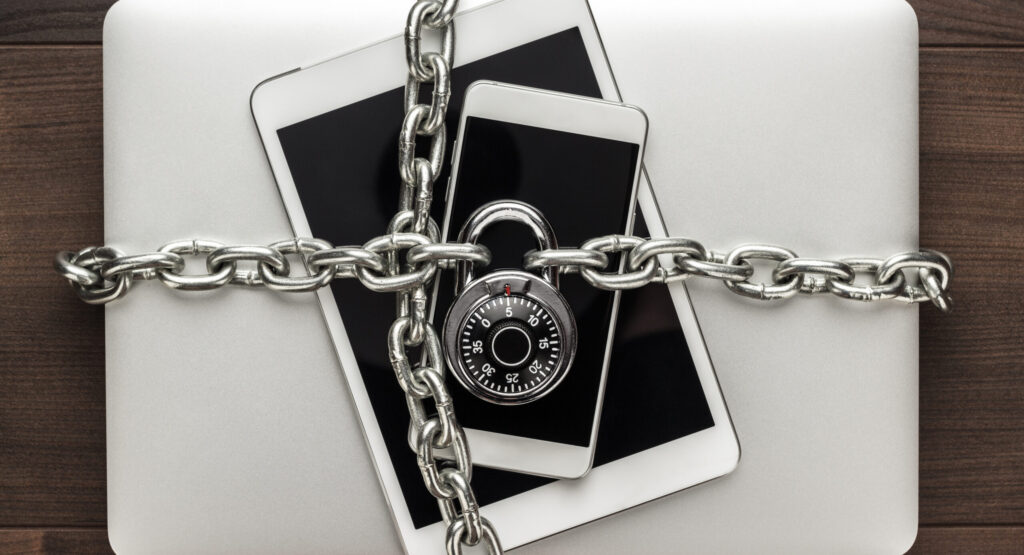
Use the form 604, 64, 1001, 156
456, 200, 559, 292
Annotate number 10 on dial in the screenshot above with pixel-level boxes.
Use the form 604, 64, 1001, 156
446, 273, 576, 406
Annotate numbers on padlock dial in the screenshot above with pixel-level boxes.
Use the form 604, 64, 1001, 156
459, 292, 563, 398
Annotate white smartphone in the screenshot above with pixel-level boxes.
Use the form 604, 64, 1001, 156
251, 0, 738, 551
434, 81, 648, 478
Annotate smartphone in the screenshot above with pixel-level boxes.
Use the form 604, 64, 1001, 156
433, 81, 647, 478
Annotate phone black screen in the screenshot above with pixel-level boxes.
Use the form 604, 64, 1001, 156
275, 27, 715, 530
435, 116, 637, 445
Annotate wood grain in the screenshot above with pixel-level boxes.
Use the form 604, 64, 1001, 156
0, 530, 112, 554
918, 48, 1024, 527
910, 0, 1024, 45
0, 1, 114, 44
0, 526, 1019, 554
910, 527, 1024, 554
1, 3, 1023, 554
2, 1, 1024, 46
0, 47, 106, 527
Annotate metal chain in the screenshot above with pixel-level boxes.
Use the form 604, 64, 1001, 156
55, 237, 954, 310
527, 235, 954, 311
49, 236, 953, 555
50, 240, 953, 549
388, 1, 501, 551
52, 242, 952, 555
49, 1, 954, 552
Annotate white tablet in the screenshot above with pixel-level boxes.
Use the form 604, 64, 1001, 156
251, 0, 739, 552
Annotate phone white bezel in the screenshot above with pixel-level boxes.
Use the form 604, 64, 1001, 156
439, 81, 648, 480
250, 0, 739, 552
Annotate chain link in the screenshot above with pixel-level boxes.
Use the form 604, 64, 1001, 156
538, 237, 953, 312
50, 0, 954, 551
51, 236, 953, 548
393, 2, 502, 553
55, 236, 955, 309
56, 236, 488, 298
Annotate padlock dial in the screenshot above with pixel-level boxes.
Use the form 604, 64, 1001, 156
458, 293, 564, 400
444, 270, 576, 406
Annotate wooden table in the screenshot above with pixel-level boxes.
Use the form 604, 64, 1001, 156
1, 1, 1021, 552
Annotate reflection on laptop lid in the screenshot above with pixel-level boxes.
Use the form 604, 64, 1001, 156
104, 0, 918, 552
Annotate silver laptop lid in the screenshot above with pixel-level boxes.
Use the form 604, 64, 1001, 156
104, 0, 918, 552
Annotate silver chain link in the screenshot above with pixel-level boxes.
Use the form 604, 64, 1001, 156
51, 237, 954, 551
50, 0, 954, 551
393, 0, 501, 552
526, 237, 952, 311
54, 237, 954, 309
52, 224, 953, 555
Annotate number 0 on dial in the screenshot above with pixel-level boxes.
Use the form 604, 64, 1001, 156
458, 293, 564, 400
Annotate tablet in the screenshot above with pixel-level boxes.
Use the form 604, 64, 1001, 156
251, 0, 739, 551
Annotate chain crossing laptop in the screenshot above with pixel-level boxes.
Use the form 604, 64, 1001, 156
103, 0, 920, 552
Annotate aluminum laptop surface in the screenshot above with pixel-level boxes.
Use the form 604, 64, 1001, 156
103, 0, 919, 552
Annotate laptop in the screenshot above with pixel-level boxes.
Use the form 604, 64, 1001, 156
103, 0, 920, 552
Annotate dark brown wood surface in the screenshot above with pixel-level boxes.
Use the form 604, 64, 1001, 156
918, 48, 1024, 530
0, 2, 1021, 553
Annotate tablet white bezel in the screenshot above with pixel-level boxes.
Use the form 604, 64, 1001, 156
250, 0, 739, 552
440, 81, 649, 479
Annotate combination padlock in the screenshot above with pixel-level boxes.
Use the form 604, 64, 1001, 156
443, 200, 578, 405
